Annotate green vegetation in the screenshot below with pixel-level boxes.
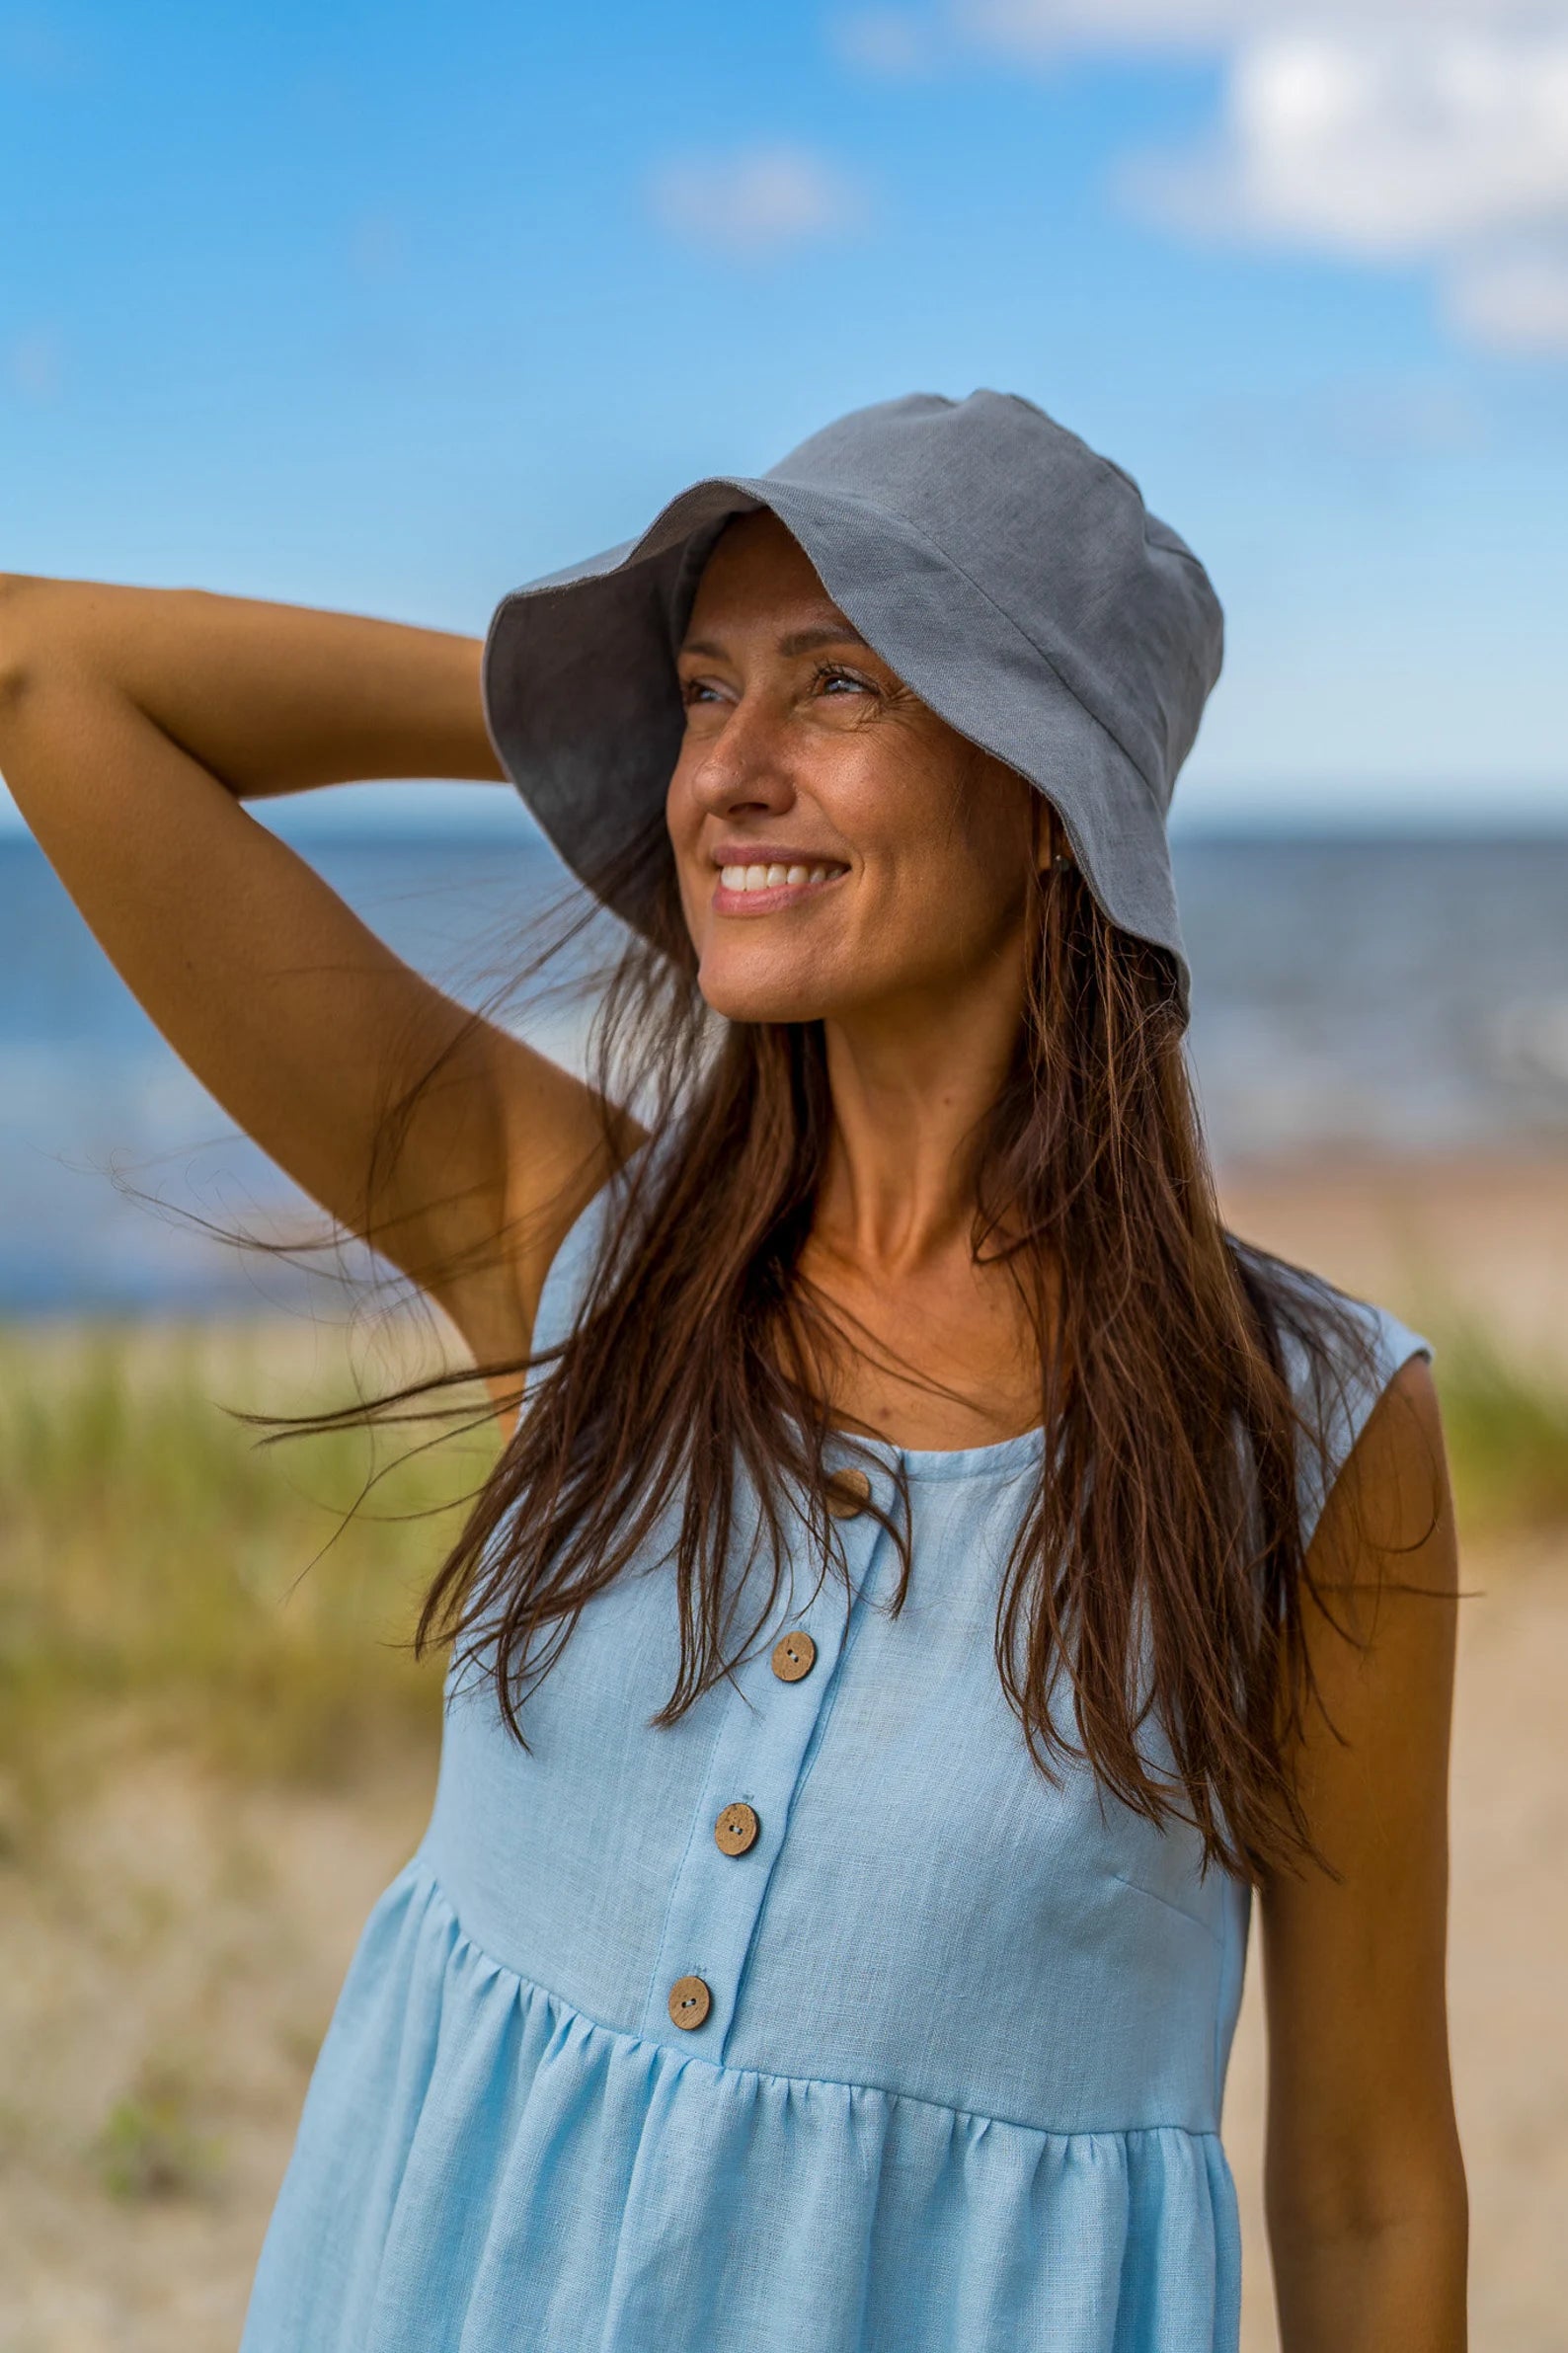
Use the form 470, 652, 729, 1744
0, 1310, 1560, 1828
0, 1322, 498, 1812
1430, 1320, 1568, 1538
92, 2058, 223, 2203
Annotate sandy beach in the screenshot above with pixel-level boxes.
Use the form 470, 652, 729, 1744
0, 1147, 1563, 2350
1218, 1148, 1568, 2345
1219, 1147, 1568, 1365
1223, 1524, 1568, 2351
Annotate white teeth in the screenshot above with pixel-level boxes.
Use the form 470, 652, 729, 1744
719, 859, 844, 893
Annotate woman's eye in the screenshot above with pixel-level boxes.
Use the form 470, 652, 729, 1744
679, 667, 874, 711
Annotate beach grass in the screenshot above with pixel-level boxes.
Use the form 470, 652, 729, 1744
91, 2056, 226, 2203
0, 1319, 497, 1819
1, 1311, 1563, 1827
1427, 1318, 1568, 1535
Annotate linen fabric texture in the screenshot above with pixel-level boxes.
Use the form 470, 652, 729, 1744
241, 1174, 1430, 2353
480, 390, 1223, 1019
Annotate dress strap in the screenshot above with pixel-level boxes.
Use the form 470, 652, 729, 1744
1278, 1292, 1433, 1551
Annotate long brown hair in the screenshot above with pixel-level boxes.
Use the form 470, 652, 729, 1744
407, 809, 1380, 1887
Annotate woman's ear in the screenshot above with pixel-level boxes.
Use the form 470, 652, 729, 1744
1034, 798, 1074, 877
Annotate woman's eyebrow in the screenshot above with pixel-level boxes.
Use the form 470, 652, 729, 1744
679, 620, 871, 662
778, 621, 870, 656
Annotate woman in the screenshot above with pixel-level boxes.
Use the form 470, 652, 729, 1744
0, 391, 1465, 2350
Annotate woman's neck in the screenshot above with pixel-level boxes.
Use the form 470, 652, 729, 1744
794, 982, 1050, 1451
812, 976, 1024, 1276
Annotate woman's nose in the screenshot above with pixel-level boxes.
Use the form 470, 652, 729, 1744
689, 700, 798, 819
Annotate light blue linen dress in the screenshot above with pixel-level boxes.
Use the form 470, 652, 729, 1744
241, 1178, 1430, 2352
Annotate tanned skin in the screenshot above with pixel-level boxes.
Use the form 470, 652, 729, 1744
0, 519, 1465, 2347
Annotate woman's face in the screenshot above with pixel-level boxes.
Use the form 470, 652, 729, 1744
666, 511, 1044, 1028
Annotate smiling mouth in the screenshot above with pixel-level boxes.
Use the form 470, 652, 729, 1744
717, 860, 847, 894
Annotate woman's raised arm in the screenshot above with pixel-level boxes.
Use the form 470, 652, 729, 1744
0, 575, 634, 1379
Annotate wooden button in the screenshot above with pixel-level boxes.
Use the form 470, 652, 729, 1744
667, 1974, 711, 2030
825, 1465, 873, 1520
714, 1801, 759, 1855
770, 1629, 817, 1682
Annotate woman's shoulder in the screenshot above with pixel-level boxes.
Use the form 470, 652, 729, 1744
1232, 1242, 1434, 1551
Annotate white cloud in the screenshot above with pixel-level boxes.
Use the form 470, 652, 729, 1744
952, 0, 1568, 351
960, 0, 1567, 51
1163, 28, 1568, 253
648, 144, 868, 258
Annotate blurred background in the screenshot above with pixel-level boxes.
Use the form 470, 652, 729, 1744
2, 3, 1566, 2346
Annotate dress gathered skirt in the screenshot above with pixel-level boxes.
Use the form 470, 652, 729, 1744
241, 1179, 1429, 2353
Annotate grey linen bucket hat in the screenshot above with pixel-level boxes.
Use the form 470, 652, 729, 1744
481, 389, 1222, 1020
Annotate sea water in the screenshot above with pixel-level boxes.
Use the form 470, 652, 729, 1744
1, 825, 1565, 1314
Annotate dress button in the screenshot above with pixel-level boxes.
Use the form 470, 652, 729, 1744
825, 1465, 873, 1519
668, 1974, 711, 2030
770, 1629, 817, 1682
714, 1800, 759, 1855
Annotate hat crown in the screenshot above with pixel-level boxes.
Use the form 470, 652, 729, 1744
763, 391, 1222, 812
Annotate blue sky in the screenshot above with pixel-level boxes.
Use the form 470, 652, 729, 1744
3, 0, 1566, 831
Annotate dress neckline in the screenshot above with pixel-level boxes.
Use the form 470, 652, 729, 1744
829, 1423, 1048, 1485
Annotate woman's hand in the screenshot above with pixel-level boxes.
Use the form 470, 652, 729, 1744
0, 575, 633, 1383
1260, 1355, 1467, 2351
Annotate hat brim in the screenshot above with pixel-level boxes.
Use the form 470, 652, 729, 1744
481, 474, 1190, 1018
